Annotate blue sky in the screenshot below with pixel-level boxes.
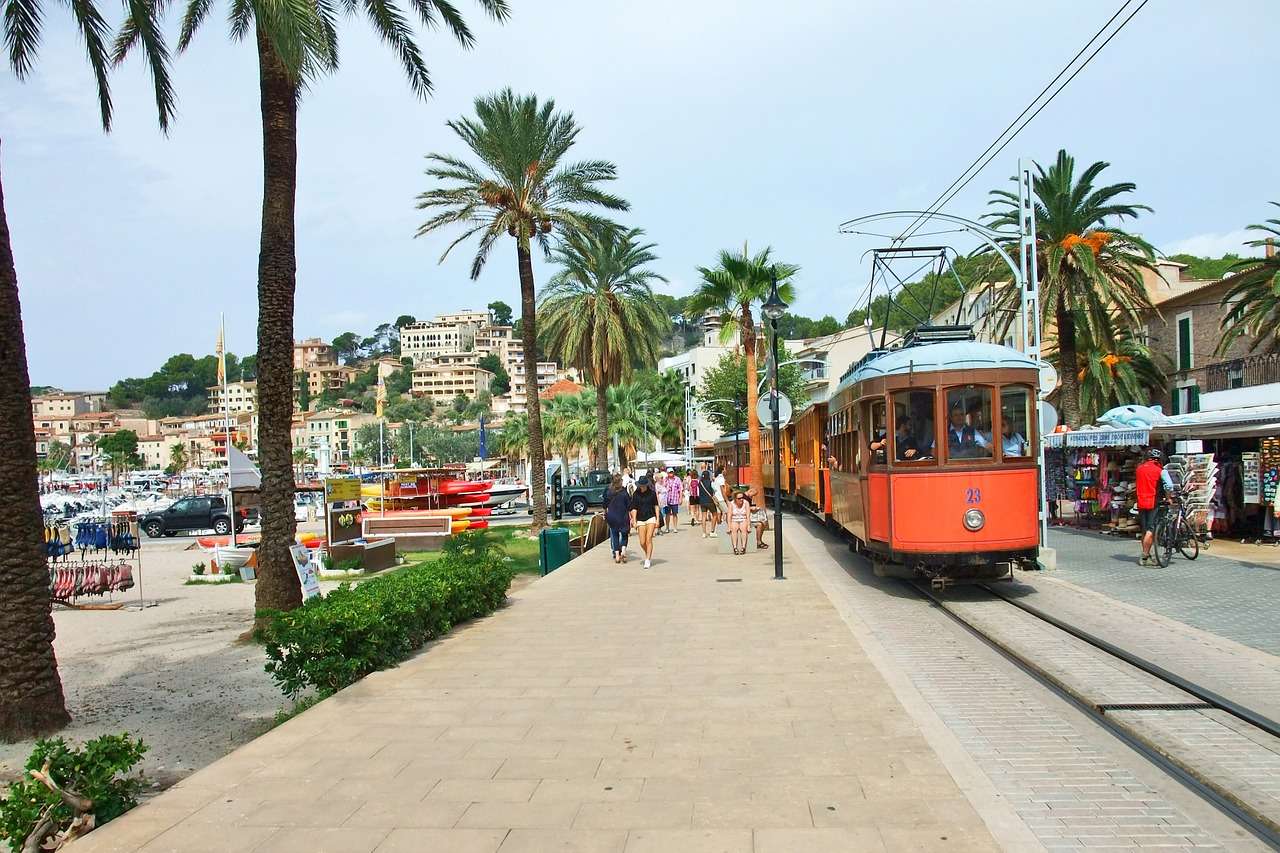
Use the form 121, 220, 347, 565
4, 0, 1276, 389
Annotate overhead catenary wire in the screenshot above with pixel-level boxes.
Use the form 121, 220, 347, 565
892, 0, 1151, 246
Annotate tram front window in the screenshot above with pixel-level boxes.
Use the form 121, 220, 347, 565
892, 390, 936, 463
945, 387, 993, 460
1000, 386, 1032, 459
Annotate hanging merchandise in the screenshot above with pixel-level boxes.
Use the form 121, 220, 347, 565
1241, 452, 1261, 505
49, 514, 147, 610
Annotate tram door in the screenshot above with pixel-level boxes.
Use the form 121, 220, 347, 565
864, 399, 890, 543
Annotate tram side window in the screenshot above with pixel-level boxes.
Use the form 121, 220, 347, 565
867, 400, 888, 465
891, 390, 936, 463
1000, 386, 1032, 459
944, 387, 993, 461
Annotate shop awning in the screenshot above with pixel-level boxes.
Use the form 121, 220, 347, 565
1044, 401, 1280, 448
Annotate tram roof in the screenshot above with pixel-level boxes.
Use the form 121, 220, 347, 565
838, 341, 1037, 390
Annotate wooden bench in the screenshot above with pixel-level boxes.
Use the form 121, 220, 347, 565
362, 515, 452, 551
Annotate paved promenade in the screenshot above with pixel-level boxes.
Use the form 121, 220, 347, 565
73, 526, 1005, 853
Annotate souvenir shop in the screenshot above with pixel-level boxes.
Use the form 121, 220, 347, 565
1044, 406, 1280, 545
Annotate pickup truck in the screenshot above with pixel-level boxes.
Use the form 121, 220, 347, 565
140, 496, 247, 538
561, 470, 613, 516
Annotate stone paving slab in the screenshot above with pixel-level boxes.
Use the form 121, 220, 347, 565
789, 516, 1268, 852
1048, 529, 1280, 656
1004, 573, 1280, 725
70, 523, 1002, 853
930, 587, 1280, 836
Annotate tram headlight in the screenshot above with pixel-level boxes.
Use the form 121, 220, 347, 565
963, 509, 985, 531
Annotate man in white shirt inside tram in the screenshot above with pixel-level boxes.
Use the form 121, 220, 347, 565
947, 405, 990, 458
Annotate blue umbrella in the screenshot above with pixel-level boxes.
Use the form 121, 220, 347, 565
478, 416, 487, 460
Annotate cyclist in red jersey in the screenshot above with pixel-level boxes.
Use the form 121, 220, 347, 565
1135, 448, 1173, 566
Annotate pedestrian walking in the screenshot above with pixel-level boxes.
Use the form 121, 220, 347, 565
653, 469, 667, 534
698, 465, 718, 538
713, 466, 730, 532
687, 471, 701, 526
604, 474, 631, 564
630, 476, 661, 569
663, 468, 682, 532
622, 467, 636, 495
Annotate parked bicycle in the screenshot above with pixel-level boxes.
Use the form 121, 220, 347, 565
1153, 492, 1201, 567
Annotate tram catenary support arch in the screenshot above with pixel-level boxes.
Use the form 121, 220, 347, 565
838, 161, 1049, 550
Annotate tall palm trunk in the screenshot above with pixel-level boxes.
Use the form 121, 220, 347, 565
0, 143, 71, 740
742, 306, 763, 492
252, 30, 302, 622
518, 240, 547, 531
1055, 295, 1082, 427
594, 381, 609, 470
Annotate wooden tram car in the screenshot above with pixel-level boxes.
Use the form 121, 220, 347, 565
711, 431, 750, 490
718, 329, 1040, 582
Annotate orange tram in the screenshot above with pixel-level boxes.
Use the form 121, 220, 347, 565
715, 330, 1040, 583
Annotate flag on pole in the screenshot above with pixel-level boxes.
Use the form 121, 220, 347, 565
478, 416, 487, 460
375, 371, 387, 419
216, 316, 226, 386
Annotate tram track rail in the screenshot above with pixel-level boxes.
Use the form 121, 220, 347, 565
909, 577, 1280, 849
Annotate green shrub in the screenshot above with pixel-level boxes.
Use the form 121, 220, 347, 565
334, 557, 363, 572
191, 562, 206, 575
0, 734, 147, 852
261, 532, 514, 698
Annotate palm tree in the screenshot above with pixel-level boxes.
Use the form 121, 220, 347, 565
642, 369, 687, 450
1046, 323, 1168, 423
415, 89, 629, 531
169, 442, 189, 473
606, 381, 657, 468
539, 226, 667, 469
983, 150, 1157, 426
494, 411, 530, 477
686, 245, 798, 491
1219, 203, 1280, 354
2, 0, 173, 741
131, 0, 509, 622
543, 390, 596, 466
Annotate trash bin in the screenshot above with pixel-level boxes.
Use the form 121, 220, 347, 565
539, 527, 571, 576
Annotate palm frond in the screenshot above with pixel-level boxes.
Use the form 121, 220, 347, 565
110, 0, 175, 130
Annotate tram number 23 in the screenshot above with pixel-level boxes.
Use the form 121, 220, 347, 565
964, 487, 982, 505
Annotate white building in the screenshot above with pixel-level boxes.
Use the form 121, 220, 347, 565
658, 315, 742, 450
508, 359, 560, 412
400, 310, 490, 364
207, 380, 257, 414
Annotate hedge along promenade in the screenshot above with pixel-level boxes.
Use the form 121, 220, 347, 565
261, 533, 515, 699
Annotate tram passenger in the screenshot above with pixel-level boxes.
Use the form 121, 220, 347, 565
1001, 417, 1028, 457
947, 406, 990, 458
892, 417, 919, 461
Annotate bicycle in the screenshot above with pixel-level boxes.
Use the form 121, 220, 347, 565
1153, 495, 1200, 567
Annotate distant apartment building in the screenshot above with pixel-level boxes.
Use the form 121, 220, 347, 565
294, 337, 336, 370
411, 364, 495, 402
507, 359, 560, 412
475, 324, 516, 366
400, 310, 490, 364
656, 313, 743, 448
294, 410, 377, 465
136, 435, 171, 469
207, 379, 257, 414
31, 391, 105, 419
299, 365, 360, 401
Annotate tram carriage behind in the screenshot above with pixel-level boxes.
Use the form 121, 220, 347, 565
824, 330, 1040, 582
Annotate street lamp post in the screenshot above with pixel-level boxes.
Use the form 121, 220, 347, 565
761, 271, 788, 581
